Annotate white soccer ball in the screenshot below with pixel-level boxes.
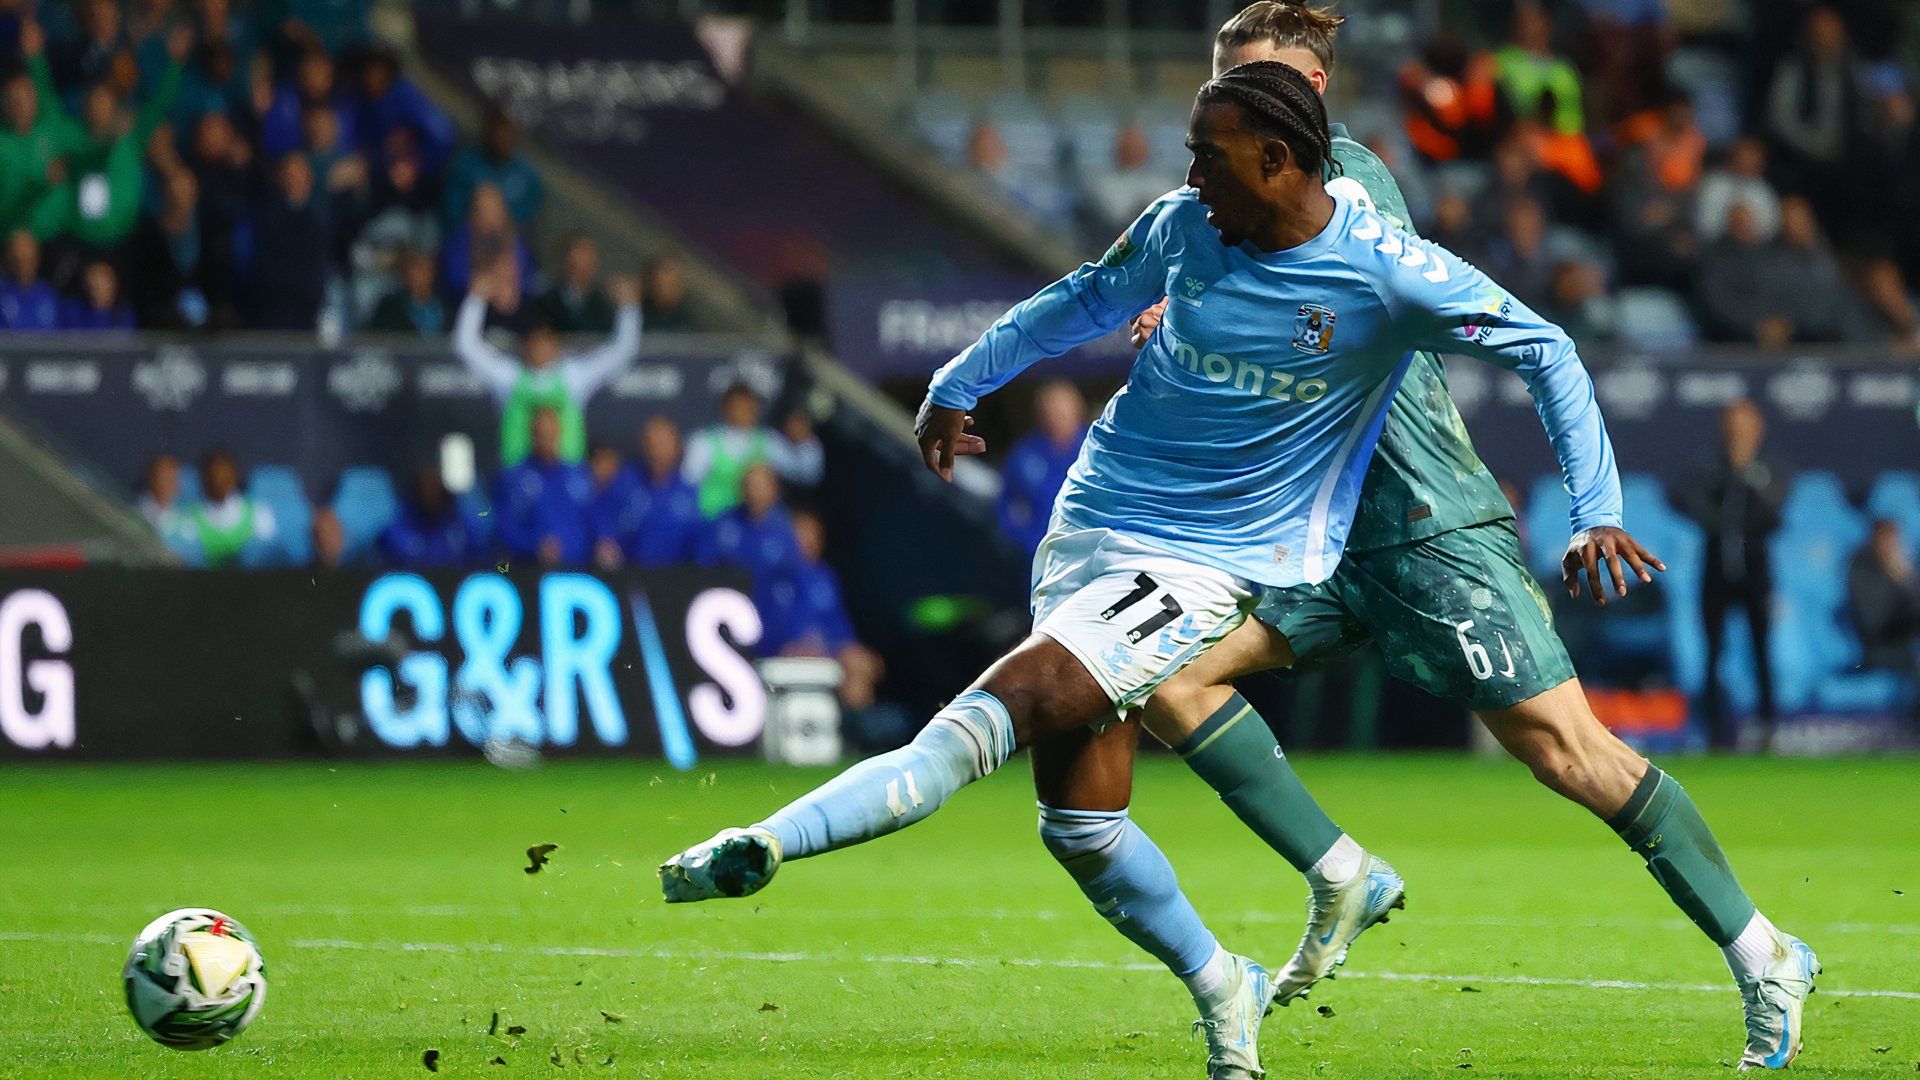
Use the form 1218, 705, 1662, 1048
122, 908, 267, 1050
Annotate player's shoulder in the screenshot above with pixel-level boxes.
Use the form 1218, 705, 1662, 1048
1327, 204, 1459, 300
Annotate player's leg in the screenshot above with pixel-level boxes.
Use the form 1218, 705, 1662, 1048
1030, 722, 1277, 1078
1478, 681, 1817, 1069
1140, 611, 1405, 1004
661, 526, 1251, 902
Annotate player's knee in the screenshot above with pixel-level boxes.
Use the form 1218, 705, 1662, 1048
1036, 804, 1128, 867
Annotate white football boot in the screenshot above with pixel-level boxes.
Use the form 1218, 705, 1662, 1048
1272, 853, 1405, 1005
658, 827, 782, 902
1194, 953, 1278, 1080
1736, 931, 1820, 1070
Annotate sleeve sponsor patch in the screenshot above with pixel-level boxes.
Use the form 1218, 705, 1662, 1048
1100, 230, 1138, 268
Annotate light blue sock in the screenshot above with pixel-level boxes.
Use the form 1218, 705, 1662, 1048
758, 690, 1015, 860
1038, 804, 1228, 1006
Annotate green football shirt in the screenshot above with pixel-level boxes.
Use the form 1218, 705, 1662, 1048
1327, 124, 1515, 553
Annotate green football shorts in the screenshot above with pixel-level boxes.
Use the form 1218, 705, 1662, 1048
1254, 519, 1576, 711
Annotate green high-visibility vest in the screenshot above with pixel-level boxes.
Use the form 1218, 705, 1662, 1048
501, 371, 586, 466
696, 429, 771, 518
191, 501, 257, 568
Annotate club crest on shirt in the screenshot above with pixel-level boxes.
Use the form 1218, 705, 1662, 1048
1293, 304, 1338, 354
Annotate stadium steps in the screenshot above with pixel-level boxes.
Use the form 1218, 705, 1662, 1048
0, 408, 173, 567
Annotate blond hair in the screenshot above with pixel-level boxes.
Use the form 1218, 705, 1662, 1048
1215, 2, 1345, 73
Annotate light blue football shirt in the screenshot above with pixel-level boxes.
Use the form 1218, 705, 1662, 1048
927, 189, 1621, 588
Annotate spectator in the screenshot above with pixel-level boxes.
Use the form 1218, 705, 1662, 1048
766, 507, 886, 712
185, 448, 276, 569
1679, 399, 1788, 750
379, 466, 487, 568
1696, 137, 1781, 243
1849, 519, 1920, 676
440, 182, 532, 300
589, 416, 705, 569
1493, 4, 1585, 134
964, 120, 1024, 206
301, 99, 366, 250
698, 462, 800, 582
640, 253, 693, 331
310, 506, 346, 570
1082, 122, 1172, 239
128, 166, 207, 328
137, 452, 185, 536
366, 248, 444, 334
1471, 132, 1558, 239
1765, 7, 1861, 212
183, 109, 247, 328
531, 235, 614, 334
60, 259, 133, 329
0, 229, 60, 330
1537, 257, 1613, 343
353, 47, 453, 172
47, 0, 127, 99
171, 0, 253, 122
683, 383, 824, 518
1479, 197, 1558, 307
998, 379, 1087, 558
0, 37, 78, 242
347, 147, 439, 320
272, 0, 371, 67
1773, 195, 1847, 342
1611, 98, 1703, 291
441, 104, 542, 228
493, 406, 592, 567
1697, 202, 1804, 347
1398, 33, 1503, 163
261, 47, 352, 162
247, 152, 328, 331
453, 267, 641, 465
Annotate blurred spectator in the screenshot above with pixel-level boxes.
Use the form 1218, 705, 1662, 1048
767, 507, 885, 712
1611, 97, 1703, 291
171, 0, 254, 122
0, 38, 76, 242
1849, 519, 1920, 675
442, 104, 542, 227
1493, 4, 1584, 134
1082, 122, 1170, 240
1538, 258, 1613, 343
128, 166, 207, 328
454, 268, 641, 465
61, 259, 133, 329
262, 47, 352, 161
1679, 399, 1787, 749
684, 383, 824, 518
493, 406, 592, 567
698, 462, 800, 581
1472, 133, 1559, 238
310, 505, 346, 569
531, 235, 614, 334
247, 152, 328, 330
301, 99, 367, 253
440, 182, 532, 299
1696, 201, 1838, 346
1478, 197, 1572, 307
640, 253, 693, 331
1572, 0, 1669, 125
0, 229, 60, 330
137, 452, 185, 535
997, 379, 1086, 557
1696, 137, 1780, 243
183, 110, 247, 328
272, 0, 371, 63
1519, 107, 1603, 214
348, 147, 440, 321
1765, 7, 1861, 212
379, 466, 487, 568
186, 448, 276, 569
367, 249, 444, 334
589, 416, 705, 569
964, 120, 1023, 205
1399, 32, 1504, 163
353, 47, 453, 172
47, 0, 127, 98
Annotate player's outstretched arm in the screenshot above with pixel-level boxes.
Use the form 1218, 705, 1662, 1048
915, 399, 986, 482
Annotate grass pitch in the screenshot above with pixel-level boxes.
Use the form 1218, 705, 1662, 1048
2, 753, 1917, 1078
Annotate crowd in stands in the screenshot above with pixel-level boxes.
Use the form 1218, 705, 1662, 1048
938, 2, 1920, 352
0, 0, 701, 334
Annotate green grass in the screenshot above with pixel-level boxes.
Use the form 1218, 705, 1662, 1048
2, 754, 1917, 1077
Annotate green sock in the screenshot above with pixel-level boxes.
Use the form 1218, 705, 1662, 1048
1173, 693, 1343, 873
1606, 764, 1757, 946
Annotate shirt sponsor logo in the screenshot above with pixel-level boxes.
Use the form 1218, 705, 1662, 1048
1100, 230, 1137, 268
1164, 328, 1330, 403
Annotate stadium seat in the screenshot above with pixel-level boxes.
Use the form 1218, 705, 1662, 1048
1767, 473, 1871, 712
1866, 471, 1920, 556
1611, 288, 1700, 349
333, 467, 400, 563
1522, 473, 1571, 577
243, 465, 314, 568
1664, 48, 1744, 146
910, 91, 975, 163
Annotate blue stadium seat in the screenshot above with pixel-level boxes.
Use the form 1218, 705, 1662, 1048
1767, 472, 1871, 712
1611, 288, 1699, 349
910, 91, 975, 163
1866, 471, 1920, 556
1522, 473, 1571, 577
242, 465, 313, 567
333, 467, 400, 564
1665, 47, 1744, 146
174, 466, 202, 505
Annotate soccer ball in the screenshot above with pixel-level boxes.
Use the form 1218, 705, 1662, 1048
122, 908, 267, 1050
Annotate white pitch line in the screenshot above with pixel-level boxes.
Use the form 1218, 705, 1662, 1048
7, 931, 1916, 1001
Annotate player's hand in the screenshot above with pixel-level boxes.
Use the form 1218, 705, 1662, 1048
1562, 526, 1666, 607
915, 400, 986, 482
1128, 298, 1168, 350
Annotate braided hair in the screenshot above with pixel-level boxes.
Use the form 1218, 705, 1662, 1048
1197, 60, 1340, 178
